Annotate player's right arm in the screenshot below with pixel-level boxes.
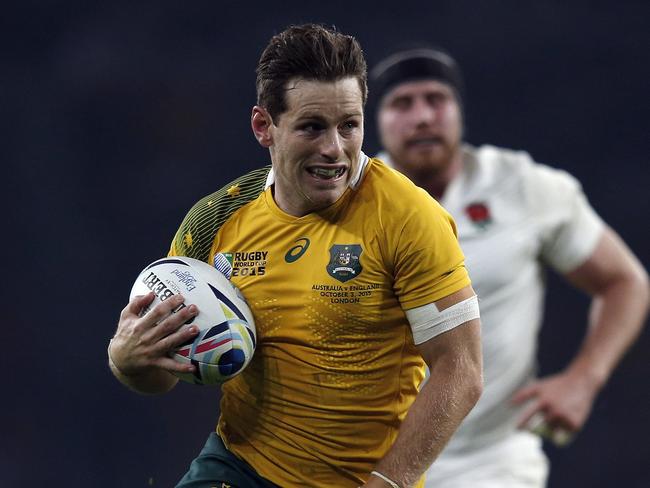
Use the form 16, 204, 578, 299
108, 292, 200, 394
110, 168, 269, 394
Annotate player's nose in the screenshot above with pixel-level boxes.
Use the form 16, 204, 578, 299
412, 97, 437, 125
319, 129, 343, 160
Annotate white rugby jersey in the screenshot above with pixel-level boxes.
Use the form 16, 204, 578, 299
378, 144, 604, 453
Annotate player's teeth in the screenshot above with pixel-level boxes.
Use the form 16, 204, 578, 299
312, 168, 342, 177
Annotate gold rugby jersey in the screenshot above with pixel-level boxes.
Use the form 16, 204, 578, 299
170, 157, 470, 487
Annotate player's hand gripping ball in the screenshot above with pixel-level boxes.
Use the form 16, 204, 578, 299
130, 257, 256, 385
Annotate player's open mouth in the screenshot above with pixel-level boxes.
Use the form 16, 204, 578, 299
307, 167, 346, 180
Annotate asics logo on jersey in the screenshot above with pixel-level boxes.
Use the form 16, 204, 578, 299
285, 238, 310, 263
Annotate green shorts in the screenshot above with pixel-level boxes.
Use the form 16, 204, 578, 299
175, 432, 279, 488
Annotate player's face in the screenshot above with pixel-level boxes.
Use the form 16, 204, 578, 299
254, 77, 364, 217
377, 80, 462, 175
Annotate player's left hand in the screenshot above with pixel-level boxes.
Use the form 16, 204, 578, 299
511, 369, 600, 444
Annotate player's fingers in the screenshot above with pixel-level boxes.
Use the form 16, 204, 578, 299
536, 413, 577, 447
148, 302, 199, 342
522, 411, 546, 432
511, 382, 540, 405
139, 294, 186, 329
120, 292, 155, 320
155, 356, 196, 374
545, 409, 581, 432
156, 320, 200, 354
520, 412, 577, 447
517, 400, 545, 429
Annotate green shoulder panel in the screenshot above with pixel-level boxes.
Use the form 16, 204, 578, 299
171, 166, 272, 262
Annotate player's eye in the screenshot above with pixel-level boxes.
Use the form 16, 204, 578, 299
299, 122, 324, 134
427, 92, 448, 106
390, 97, 412, 110
339, 120, 359, 134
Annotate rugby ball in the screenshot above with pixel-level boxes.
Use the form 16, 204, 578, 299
129, 256, 256, 385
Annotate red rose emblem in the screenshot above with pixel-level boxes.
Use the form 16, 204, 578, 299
465, 202, 491, 228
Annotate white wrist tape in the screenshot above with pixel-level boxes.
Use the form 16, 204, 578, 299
406, 294, 480, 344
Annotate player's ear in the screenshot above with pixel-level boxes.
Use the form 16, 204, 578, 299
251, 106, 274, 147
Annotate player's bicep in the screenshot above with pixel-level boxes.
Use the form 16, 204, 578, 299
415, 314, 482, 388
564, 226, 647, 295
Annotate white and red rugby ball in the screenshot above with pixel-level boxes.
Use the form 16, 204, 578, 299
129, 256, 256, 385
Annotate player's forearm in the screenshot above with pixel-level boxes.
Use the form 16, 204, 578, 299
567, 271, 649, 389
108, 342, 179, 395
372, 346, 483, 487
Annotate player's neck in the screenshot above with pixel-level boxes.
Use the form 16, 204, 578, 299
394, 149, 463, 201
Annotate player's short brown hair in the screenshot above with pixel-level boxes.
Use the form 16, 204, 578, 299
256, 24, 368, 122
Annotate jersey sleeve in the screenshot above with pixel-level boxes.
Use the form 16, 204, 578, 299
525, 163, 604, 273
391, 187, 471, 310
169, 191, 222, 261
169, 166, 272, 261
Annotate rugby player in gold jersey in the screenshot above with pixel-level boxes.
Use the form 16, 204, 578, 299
109, 24, 483, 488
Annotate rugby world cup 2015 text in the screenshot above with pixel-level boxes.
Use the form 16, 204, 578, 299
231, 251, 267, 277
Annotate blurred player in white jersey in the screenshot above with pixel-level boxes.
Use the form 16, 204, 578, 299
371, 47, 649, 487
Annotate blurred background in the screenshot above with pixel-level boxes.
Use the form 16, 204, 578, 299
4, 1, 648, 486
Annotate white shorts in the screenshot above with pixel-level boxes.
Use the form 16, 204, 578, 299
424, 431, 549, 488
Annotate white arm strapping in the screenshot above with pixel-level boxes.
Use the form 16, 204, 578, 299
406, 295, 480, 345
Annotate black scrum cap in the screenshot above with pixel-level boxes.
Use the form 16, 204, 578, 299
370, 48, 464, 107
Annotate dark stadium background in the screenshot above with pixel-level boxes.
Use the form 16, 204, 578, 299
4, 1, 649, 486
